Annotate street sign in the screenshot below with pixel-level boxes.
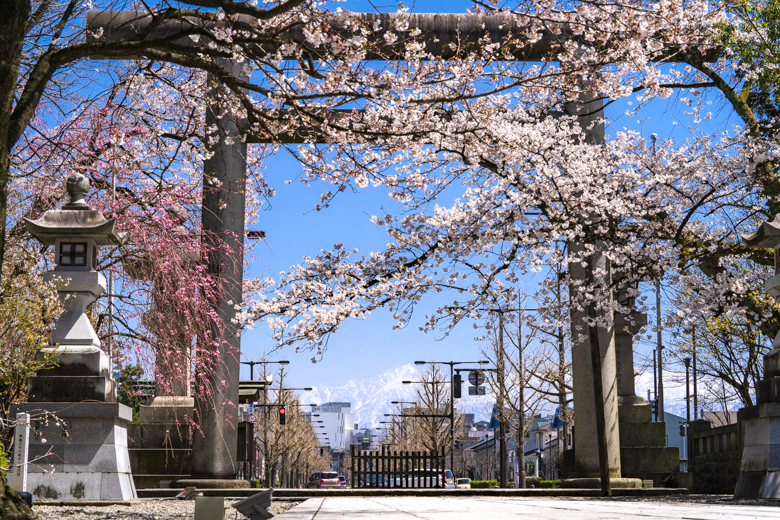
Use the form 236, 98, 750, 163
468, 370, 485, 386
249, 415, 256, 423
253, 426, 257, 434
468, 385, 486, 396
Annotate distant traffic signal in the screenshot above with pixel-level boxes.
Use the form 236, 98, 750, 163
453, 373, 462, 399
319, 448, 324, 457
279, 406, 286, 425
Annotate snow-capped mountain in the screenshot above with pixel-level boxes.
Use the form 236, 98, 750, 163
300, 364, 495, 429
299, 363, 696, 430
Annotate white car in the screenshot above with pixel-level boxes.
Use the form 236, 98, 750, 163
444, 469, 456, 489
456, 478, 472, 489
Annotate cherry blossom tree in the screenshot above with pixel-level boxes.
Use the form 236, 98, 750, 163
1, 0, 778, 507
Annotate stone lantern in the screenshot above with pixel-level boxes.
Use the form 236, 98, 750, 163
11, 173, 137, 500
25, 173, 124, 391
736, 215, 780, 499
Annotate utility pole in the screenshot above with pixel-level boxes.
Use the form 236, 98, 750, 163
449, 363, 455, 472
518, 304, 526, 489
656, 278, 665, 425
652, 349, 657, 421
692, 327, 698, 420
652, 133, 665, 426
498, 313, 507, 489
684, 357, 691, 471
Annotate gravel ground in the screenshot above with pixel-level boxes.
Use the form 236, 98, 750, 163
35, 498, 302, 519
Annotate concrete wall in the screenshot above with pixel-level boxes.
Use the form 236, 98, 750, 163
692, 420, 744, 494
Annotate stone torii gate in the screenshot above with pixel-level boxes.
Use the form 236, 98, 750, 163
87, 10, 679, 485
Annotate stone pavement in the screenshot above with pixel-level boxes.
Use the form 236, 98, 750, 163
277, 497, 779, 519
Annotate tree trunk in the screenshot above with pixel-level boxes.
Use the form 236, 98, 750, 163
0, 480, 33, 520
0, 0, 29, 289
0, 3, 35, 517
585, 255, 612, 497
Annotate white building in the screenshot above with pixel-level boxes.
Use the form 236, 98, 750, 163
312, 402, 354, 452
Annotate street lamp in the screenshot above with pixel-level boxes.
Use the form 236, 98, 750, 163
412, 360, 492, 476
240, 359, 290, 380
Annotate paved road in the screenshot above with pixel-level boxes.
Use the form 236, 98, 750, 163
277, 497, 779, 519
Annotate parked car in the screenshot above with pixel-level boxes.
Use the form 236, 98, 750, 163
307, 471, 341, 489
338, 475, 347, 489
456, 478, 471, 489
443, 469, 456, 489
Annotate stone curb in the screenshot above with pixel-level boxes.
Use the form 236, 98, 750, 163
33, 497, 304, 506
136, 487, 689, 499
34, 500, 134, 507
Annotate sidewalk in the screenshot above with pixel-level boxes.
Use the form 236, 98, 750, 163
277, 496, 779, 519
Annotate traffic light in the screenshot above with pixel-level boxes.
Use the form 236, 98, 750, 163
679, 424, 687, 437
319, 448, 324, 457
453, 373, 462, 399
279, 406, 286, 425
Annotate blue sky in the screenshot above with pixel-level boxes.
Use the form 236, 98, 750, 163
236, 0, 741, 411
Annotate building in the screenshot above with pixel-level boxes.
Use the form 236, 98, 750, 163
663, 411, 689, 472
312, 402, 354, 452
350, 427, 379, 449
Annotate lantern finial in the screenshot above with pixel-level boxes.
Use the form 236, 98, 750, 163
64, 173, 90, 208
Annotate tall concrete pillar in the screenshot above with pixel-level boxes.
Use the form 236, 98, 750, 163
569, 244, 622, 479
190, 59, 247, 482
562, 96, 622, 480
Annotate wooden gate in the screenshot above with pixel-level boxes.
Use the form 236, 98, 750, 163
350, 445, 446, 488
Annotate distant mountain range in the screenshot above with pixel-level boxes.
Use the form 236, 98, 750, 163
299, 363, 496, 429
299, 363, 693, 429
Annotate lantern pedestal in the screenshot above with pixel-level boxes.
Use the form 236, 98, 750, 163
20, 173, 133, 500
734, 348, 780, 499
733, 403, 780, 499
10, 400, 136, 500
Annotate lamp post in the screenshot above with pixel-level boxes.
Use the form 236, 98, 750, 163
240, 359, 289, 381
412, 360, 489, 475
651, 133, 665, 426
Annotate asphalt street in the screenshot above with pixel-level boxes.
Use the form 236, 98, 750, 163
277, 496, 779, 519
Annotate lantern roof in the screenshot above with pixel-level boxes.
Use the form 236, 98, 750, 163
24, 174, 125, 246
743, 214, 780, 249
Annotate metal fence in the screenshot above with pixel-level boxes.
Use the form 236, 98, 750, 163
350, 445, 446, 488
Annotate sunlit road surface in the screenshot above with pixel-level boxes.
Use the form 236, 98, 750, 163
277, 496, 779, 520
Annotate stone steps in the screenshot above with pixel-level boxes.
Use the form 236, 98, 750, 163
618, 421, 666, 448
620, 446, 680, 474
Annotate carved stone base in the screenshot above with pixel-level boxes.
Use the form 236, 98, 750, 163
11, 402, 136, 500
734, 403, 780, 499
